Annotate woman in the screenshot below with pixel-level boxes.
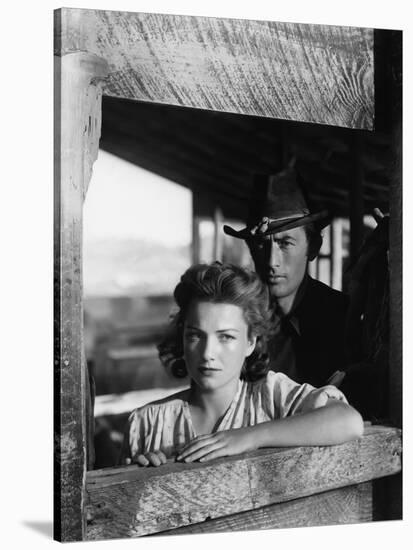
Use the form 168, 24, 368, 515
119, 262, 363, 466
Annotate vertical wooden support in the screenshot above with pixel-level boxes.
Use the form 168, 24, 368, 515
331, 218, 343, 291
191, 193, 201, 264
349, 134, 365, 263
213, 206, 224, 261
371, 28, 402, 522
54, 51, 108, 541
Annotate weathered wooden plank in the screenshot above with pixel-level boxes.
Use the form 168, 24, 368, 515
160, 482, 373, 535
55, 8, 374, 129
247, 426, 400, 509
87, 460, 252, 539
54, 50, 108, 541
85, 426, 401, 539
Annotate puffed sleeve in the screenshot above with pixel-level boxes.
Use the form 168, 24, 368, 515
264, 371, 347, 418
293, 384, 348, 415
117, 407, 149, 465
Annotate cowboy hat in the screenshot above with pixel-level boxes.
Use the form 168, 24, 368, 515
223, 167, 331, 240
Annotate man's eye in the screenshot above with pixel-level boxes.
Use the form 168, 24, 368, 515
280, 241, 293, 248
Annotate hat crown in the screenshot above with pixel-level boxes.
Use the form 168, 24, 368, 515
222, 166, 330, 240
247, 167, 310, 227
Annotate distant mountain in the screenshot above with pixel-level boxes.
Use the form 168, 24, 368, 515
83, 238, 191, 297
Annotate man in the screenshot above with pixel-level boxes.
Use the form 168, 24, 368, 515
223, 167, 349, 387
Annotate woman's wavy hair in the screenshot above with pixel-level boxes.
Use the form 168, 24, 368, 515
157, 262, 272, 382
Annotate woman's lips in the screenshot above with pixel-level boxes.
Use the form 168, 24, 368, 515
198, 366, 221, 374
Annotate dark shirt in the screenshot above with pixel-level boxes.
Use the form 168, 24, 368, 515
268, 276, 349, 388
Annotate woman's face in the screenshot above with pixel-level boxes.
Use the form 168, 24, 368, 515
183, 300, 256, 392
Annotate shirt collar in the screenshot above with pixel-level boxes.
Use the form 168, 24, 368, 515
271, 274, 309, 336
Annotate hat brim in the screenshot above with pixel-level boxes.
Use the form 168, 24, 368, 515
223, 211, 331, 240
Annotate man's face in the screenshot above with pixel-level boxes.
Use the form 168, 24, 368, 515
247, 226, 309, 300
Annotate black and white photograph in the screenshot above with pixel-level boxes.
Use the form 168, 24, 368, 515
5, 1, 410, 548
53, 4, 403, 543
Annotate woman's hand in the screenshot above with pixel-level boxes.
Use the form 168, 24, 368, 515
176, 427, 257, 463
125, 450, 167, 467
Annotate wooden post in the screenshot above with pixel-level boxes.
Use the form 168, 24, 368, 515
331, 218, 343, 291
213, 206, 224, 261
191, 193, 201, 264
54, 51, 108, 541
371, 28, 402, 522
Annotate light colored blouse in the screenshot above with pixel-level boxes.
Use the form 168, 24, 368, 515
120, 371, 347, 462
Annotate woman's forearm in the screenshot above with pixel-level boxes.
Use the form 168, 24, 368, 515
175, 401, 364, 464
250, 401, 364, 448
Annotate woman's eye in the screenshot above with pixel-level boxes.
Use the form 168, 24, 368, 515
218, 334, 235, 342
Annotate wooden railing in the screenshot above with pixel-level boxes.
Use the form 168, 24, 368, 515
85, 425, 401, 540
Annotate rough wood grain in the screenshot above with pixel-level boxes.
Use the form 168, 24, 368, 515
54, 50, 108, 542
160, 482, 372, 535
85, 425, 400, 539
55, 8, 374, 129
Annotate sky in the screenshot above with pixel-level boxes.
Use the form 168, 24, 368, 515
84, 150, 192, 246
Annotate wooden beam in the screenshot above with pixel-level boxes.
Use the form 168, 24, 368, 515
159, 482, 373, 535
54, 49, 108, 541
85, 425, 400, 540
55, 8, 374, 129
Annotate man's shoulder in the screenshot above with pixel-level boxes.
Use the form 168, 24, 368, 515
301, 277, 349, 317
306, 277, 348, 303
